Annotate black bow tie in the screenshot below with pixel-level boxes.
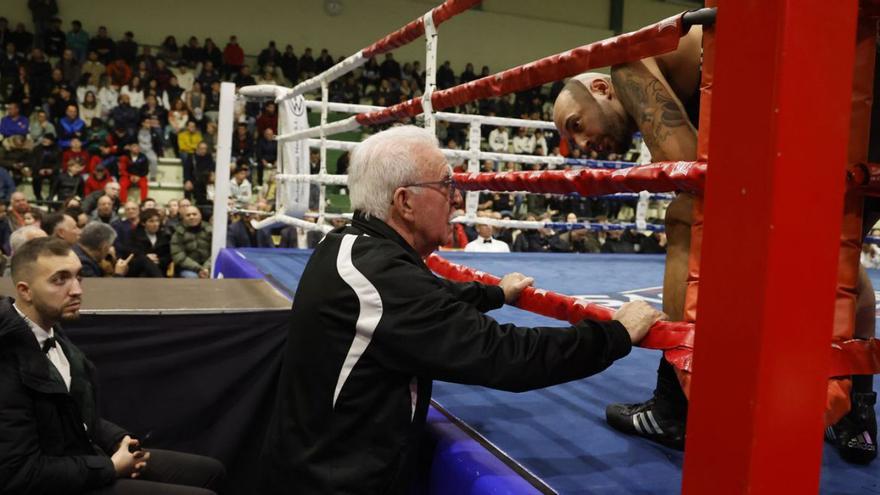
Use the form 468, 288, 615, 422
483, 239, 492, 244
42, 337, 57, 353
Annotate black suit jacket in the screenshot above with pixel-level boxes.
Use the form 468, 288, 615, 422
0, 297, 129, 494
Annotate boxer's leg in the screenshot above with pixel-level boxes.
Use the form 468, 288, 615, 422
605, 193, 692, 450
826, 263, 877, 464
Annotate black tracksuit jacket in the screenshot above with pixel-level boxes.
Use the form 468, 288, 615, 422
260, 212, 633, 494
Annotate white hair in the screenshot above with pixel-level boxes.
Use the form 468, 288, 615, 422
9, 226, 47, 255
348, 125, 439, 220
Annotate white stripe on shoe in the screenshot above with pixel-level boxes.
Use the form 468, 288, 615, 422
633, 414, 643, 434
647, 410, 664, 435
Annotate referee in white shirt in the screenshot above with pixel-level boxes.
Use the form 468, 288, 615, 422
464, 223, 510, 253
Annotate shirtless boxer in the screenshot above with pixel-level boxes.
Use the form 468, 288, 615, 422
553, 23, 876, 463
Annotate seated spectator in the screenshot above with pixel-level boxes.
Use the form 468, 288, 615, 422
164, 198, 182, 234
160, 35, 181, 65
488, 126, 509, 153
255, 102, 278, 135
550, 227, 601, 253
50, 156, 85, 202
106, 58, 132, 87
0, 201, 11, 256
91, 194, 119, 224
82, 50, 106, 87
65, 20, 89, 61
119, 143, 149, 203
600, 229, 637, 254
129, 207, 171, 277
137, 118, 161, 180
512, 216, 554, 253
88, 26, 116, 63
105, 125, 137, 176
83, 162, 112, 197
177, 120, 202, 163
7, 191, 31, 231
8, 225, 47, 258
231, 123, 253, 162
95, 74, 118, 118
84, 117, 109, 153
185, 81, 206, 125
0, 102, 28, 140
121, 75, 145, 109
512, 127, 536, 154
181, 36, 205, 67
0, 134, 33, 183
109, 93, 139, 135
111, 200, 140, 257
165, 75, 185, 106
223, 36, 244, 78
638, 231, 667, 254
116, 31, 138, 66
83, 181, 120, 214
75, 221, 126, 276
197, 60, 221, 90
171, 205, 212, 278
184, 142, 213, 207
254, 128, 276, 186
30, 133, 61, 202
0, 166, 14, 203
41, 211, 81, 246
229, 162, 252, 205
464, 223, 510, 253
226, 211, 271, 248
28, 109, 55, 145
61, 137, 89, 171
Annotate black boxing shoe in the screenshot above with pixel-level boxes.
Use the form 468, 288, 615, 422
605, 398, 687, 451
825, 392, 877, 465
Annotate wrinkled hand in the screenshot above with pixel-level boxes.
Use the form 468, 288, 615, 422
612, 300, 667, 345
498, 272, 534, 304
111, 436, 150, 479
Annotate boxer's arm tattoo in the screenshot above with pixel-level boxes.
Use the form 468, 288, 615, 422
612, 66, 690, 154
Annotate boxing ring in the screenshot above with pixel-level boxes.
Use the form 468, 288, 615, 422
214, 248, 880, 494
208, 1, 880, 492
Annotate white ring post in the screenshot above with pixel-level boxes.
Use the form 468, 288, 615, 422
465, 121, 481, 218
318, 81, 330, 225
422, 11, 438, 134
210, 82, 236, 276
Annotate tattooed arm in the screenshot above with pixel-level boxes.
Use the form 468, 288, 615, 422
611, 60, 697, 161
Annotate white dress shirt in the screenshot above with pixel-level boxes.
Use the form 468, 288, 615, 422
464, 236, 510, 253
14, 303, 72, 391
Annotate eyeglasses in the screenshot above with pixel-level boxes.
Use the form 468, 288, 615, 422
398, 176, 460, 202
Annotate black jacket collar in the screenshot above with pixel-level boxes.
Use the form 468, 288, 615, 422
346, 211, 426, 268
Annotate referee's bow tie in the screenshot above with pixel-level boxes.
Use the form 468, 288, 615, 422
42, 337, 57, 353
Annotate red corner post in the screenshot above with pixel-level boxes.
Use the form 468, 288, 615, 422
682, 1, 860, 494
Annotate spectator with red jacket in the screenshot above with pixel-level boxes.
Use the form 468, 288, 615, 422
83, 162, 111, 196
119, 143, 149, 203
222, 35, 244, 78
61, 137, 89, 172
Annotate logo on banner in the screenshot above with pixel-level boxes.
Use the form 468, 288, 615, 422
291, 97, 306, 116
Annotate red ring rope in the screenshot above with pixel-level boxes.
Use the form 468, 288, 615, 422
362, 0, 481, 57
452, 162, 706, 196
426, 254, 880, 376
356, 13, 686, 127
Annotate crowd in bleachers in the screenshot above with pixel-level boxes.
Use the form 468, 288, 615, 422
0, 12, 671, 274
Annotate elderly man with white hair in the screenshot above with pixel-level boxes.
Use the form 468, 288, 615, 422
259, 125, 665, 494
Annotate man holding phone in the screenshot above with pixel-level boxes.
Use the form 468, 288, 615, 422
0, 237, 225, 494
